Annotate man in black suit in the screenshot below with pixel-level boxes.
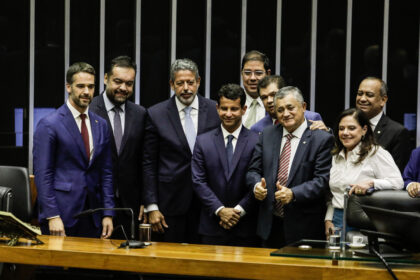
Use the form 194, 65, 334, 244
311, 77, 410, 172
356, 77, 410, 172
143, 58, 220, 243
90, 56, 147, 239
247, 86, 334, 248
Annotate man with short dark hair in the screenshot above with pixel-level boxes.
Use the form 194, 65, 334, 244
90, 56, 147, 239
247, 86, 334, 248
251, 75, 323, 134
192, 84, 259, 246
241, 50, 271, 128
34, 62, 114, 238
143, 58, 220, 243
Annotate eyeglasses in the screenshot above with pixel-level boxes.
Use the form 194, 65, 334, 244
242, 70, 266, 77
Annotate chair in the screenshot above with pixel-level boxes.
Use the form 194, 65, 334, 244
344, 190, 420, 241
0, 166, 32, 222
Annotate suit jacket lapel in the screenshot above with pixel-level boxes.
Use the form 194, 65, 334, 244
271, 125, 283, 189
374, 113, 387, 141
120, 102, 132, 154
287, 127, 311, 185
167, 97, 191, 153
214, 128, 229, 180
97, 95, 118, 156
197, 95, 208, 134
59, 105, 89, 163
227, 127, 248, 180
88, 111, 101, 166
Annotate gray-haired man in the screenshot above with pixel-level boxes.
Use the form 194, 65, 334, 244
143, 59, 220, 243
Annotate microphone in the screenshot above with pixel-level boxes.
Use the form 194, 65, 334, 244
73, 207, 145, 248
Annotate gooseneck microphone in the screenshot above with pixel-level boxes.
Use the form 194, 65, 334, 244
73, 207, 145, 248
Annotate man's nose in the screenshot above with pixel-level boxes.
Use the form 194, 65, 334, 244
120, 82, 127, 91
267, 96, 274, 103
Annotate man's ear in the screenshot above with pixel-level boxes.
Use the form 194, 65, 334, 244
104, 73, 108, 85
266, 69, 271, 76
169, 80, 175, 91
302, 102, 307, 111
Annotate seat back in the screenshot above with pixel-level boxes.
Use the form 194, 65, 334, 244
0, 186, 13, 211
346, 190, 420, 230
0, 166, 32, 222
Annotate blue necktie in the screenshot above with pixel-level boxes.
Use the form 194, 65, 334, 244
184, 106, 196, 153
226, 135, 234, 173
113, 106, 123, 154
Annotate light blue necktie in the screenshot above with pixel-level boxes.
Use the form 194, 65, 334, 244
184, 106, 196, 153
226, 135, 234, 173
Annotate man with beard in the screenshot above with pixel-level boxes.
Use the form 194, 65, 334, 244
143, 58, 220, 243
90, 56, 147, 239
34, 62, 114, 238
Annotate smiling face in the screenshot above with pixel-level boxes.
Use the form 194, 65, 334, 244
241, 60, 269, 98
275, 94, 306, 133
356, 79, 387, 119
66, 72, 95, 113
104, 66, 135, 105
170, 70, 200, 106
338, 114, 367, 152
217, 96, 246, 133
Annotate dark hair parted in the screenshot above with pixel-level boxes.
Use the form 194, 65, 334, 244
217, 83, 246, 107
106, 56, 137, 76
66, 62, 96, 84
257, 75, 286, 96
241, 50, 270, 71
332, 108, 378, 164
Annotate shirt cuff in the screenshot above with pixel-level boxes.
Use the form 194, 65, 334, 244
47, 215, 60, 220
234, 205, 246, 217
146, 204, 159, 212
325, 205, 334, 221
215, 206, 224, 216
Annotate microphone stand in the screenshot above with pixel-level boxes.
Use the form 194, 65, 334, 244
73, 207, 145, 248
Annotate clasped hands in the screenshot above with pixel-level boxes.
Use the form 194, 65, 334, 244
217, 208, 241, 230
254, 178, 293, 204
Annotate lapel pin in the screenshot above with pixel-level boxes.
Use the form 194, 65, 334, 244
377, 130, 381, 134
95, 120, 98, 123
303, 141, 306, 144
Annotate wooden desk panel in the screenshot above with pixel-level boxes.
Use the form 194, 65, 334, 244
1, 235, 420, 279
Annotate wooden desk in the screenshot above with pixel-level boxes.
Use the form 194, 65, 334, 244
1, 235, 419, 279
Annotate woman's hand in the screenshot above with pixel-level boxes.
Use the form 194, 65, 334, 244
349, 181, 374, 195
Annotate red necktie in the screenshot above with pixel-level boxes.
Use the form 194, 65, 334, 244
274, 119, 280, 125
80, 114, 90, 160
274, 133, 294, 217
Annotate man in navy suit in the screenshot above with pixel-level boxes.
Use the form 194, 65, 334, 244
34, 62, 114, 238
247, 86, 334, 248
143, 59, 220, 243
192, 84, 259, 246
251, 75, 323, 134
90, 56, 147, 239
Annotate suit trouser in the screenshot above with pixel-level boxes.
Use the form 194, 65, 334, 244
262, 215, 286, 249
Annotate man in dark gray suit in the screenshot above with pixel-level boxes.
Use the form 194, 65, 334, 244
90, 56, 147, 239
247, 86, 334, 248
143, 59, 220, 243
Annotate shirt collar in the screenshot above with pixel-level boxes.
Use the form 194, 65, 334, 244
175, 94, 199, 112
282, 118, 307, 139
221, 124, 242, 140
245, 92, 263, 108
103, 92, 126, 113
337, 142, 362, 161
66, 99, 89, 119
369, 111, 383, 127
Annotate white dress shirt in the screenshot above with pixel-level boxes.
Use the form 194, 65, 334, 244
175, 95, 199, 134
103, 93, 126, 134
278, 119, 308, 177
66, 99, 93, 159
215, 125, 246, 217
146, 96, 199, 213
369, 111, 383, 132
325, 143, 404, 221
242, 93, 265, 126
